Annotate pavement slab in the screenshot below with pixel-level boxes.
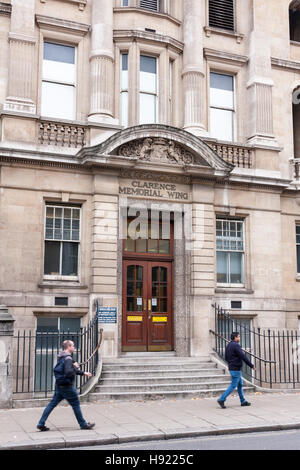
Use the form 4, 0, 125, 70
2, 392, 300, 449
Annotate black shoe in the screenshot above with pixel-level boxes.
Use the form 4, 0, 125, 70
81, 422, 95, 430
37, 425, 50, 432
217, 399, 226, 409
241, 401, 251, 406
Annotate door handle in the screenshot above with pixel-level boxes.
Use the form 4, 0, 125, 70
148, 299, 151, 312
143, 299, 147, 311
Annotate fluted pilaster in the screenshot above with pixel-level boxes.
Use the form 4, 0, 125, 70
182, 0, 207, 136
88, 0, 116, 124
4, 34, 36, 113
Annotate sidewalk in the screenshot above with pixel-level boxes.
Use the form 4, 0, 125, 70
1, 391, 300, 449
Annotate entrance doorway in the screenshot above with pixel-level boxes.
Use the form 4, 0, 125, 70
122, 215, 174, 351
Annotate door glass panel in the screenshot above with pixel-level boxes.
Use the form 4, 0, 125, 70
126, 265, 143, 312
159, 240, 170, 254
136, 239, 147, 253
152, 267, 168, 313
148, 239, 158, 253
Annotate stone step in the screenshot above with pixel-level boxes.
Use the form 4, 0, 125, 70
102, 362, 217, 371
95, 380, 232, 393
99, 374, 228, 386
89, 386, 255, 403
101, 368, 225, 378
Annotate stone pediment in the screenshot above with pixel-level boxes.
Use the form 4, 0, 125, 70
77, 124, 234, 176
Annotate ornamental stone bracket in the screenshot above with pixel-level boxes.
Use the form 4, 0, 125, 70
76, 124, 234, 178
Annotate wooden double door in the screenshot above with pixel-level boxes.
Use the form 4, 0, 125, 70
122, 260, 173, 351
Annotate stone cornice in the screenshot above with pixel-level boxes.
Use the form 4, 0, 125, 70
113, 29, 184, 53
204, 48, 248, 67
271, 57, 300, 72
0, 2, 11, 16
35, 14, 90, 36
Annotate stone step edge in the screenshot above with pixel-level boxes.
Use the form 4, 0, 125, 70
99, 375, 228, 382
95, 382, 232, 391
89, 386, 255, 398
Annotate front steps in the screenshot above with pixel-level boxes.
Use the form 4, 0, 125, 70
89, 355, 255, 402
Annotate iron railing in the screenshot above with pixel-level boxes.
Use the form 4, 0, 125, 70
210, 303, 300, 389
13, 313, 100, 399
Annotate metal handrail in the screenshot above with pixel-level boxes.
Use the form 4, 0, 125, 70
209, 330, 276, 364
78, 328, 103, 367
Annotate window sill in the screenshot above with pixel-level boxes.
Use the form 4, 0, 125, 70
296, 276, 300, 282
39, 279, 88, 289
215, 287, 254, 294
204, 26, 244, 44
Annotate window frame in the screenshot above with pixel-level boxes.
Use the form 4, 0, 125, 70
296, 223, 300, 274
209, 71, 236, 142
216, 217, 245, 287
139, 54, 159, 125
43, 203, 81, 281
41, 41, 77, 121
120, 52, 129, 127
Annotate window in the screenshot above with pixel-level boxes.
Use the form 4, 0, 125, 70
139, 55, 158, 124
41, 42, 76, 120
35, 317, 81, 392
44, 205, 80, 277
210, 72, 235, 142
293, 87, 300, 159
120, 53, 129, 127
122, 0, 129, 5
216, 218, 244, 285
169, 60, 173, 123
296, 225, 300, 273
290, 1, 300, 42
209, 0, 234, 31
140, 0, 159, 12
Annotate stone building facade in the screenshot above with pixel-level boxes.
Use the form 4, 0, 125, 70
0, 0, 300, 359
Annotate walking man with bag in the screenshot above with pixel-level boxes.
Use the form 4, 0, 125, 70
217, 331, 255, 409
37, 339, 95, 431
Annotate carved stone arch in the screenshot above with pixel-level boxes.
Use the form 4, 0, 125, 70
77, 124, 233, 177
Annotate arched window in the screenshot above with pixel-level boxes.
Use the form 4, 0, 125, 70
290, 1, 300, 41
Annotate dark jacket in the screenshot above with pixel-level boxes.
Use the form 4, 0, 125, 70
225, 340, 254, 371
57, 351, 84, 385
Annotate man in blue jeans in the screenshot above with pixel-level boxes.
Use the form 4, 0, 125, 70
217, 332, 254, 409
37, 340, 95, 431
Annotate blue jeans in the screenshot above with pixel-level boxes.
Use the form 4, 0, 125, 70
38, 385, 87, 429
219, 370, 246, 404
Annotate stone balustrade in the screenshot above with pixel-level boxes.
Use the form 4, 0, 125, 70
38, 121, 87, 148
205, 141, 253, 168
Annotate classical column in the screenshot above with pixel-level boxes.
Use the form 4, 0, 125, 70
0, 306, 15, 409
4, 0, 36, 114
88, 0, 117, 124
182, 0, 208, 137
246, 2, 278, 148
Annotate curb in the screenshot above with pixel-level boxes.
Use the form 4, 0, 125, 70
2, 422, 300, 450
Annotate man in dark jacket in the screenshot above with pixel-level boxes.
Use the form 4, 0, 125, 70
37, 340, 95, 431
217, 332, 254, 409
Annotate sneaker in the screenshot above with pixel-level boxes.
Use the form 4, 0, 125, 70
81, 422, 95, 430
37, 425, 50, 432
217, 399, 226, 409
241, 401, 251, 406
